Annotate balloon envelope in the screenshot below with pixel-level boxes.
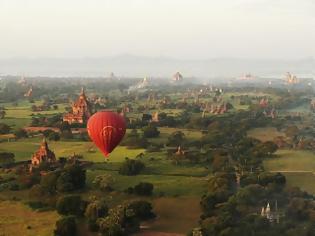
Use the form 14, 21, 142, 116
87, 111, 126, 157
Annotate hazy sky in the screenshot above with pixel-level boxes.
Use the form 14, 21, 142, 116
0, 0, 314, 59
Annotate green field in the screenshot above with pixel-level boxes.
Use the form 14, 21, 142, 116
283, 172, 315, 195
87, 169, 207, 196
0, 201, 59, 236
264, 149, 315, 194
0, 98, 207, 234
0, 100, 68, 130
247, 127, 284, 142
0, 138, 144, 162
148, 127, 203, 145
145, 197, 201, 234
264, 149, 315, 172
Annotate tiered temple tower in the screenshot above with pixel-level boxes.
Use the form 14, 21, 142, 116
63, 88, 92, 124
31, 138, 56, 166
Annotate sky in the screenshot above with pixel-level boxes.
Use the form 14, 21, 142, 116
0, 0, 314, 59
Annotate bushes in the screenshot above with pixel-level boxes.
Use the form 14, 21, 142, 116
92, 174, 114, 191
56, 195, 87, 216
98, 202, 140, 235
54, 216, 77, 236
40, 164, 86, 194
0, 152, 15, 167
142, 125, 160, 138
133, 182, 154, 196
0, 123, 10, 134
119, 159, 145, 176
129, 200, 155, 220
126, 182, 154, 196
14, 128, 28, 139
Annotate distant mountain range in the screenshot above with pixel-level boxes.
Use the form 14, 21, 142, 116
0, 55, 314, 78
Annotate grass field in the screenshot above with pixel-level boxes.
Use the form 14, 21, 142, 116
148, 127, 203, 145
264, 149, 315, 195
86, 169, 207, 196
0, 99, 68, 130
0, 138, 145, 162
264, 149, 315, 172
146, 197, 201, 234
247, 127, 284, 142
0, 201, 59, 236
283, 172, 315, 195
0, 98, 205, 235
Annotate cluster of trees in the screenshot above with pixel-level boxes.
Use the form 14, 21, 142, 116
54, 196, 155, 236
119, 159, 145, 176
0, 123, 10, 134
188, 91, 315, 235
120, 129, 149, 148
0, 152, 15, 167
31, 115, 62, 127
126, 182, 154, 196
32, 163, 86, 195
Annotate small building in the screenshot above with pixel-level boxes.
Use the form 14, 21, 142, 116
24, 86, 33, 97
285, 72, 299, 84
259, 98, 269, 108
151, 112, 159, 122
261, 202, 280, 223
31, 138, 56, 166
63, 88, 92, 124
172, 72, 183, 82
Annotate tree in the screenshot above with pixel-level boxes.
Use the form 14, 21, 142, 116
233, 184, 266, 206
167, 131, 185, 146
0, 152, 15, 167
93, 174, 115, 191
0, 110, 6, 119
133, 182, 154, 196
59, 121, 71, 132
56, 172, 74, 192
14, 128, 28, 139
40, 172, 59, 194
98, 203, 139, 235
142, 125, 160, 138
55, 164, 86, 192
54, 216, 77, 236
119, 159, 145, 176
49, 132, 61, 141
0, 123, 10, 134
43, 129, 55, 137
85, 199, 108, 222
207, 172, 236, 199
56, 195, 87, 216
128, 200, 155, 220
285, 125, 299, 138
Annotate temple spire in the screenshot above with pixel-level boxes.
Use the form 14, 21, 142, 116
80, 87, 85, 96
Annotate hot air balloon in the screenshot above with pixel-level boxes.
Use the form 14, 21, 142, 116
87, 111, 126, 157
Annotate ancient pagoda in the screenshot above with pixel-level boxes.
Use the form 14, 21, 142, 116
63, 87, 92, 124
31, 138, 56, 166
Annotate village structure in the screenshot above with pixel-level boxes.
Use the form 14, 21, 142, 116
24, 86, 33, 97
285, 72, 299, 84
201, 102, 229, 117
151, 112, 159, 122
172, 72, 183, 82
29, 138, 56, 172
259, 98, 269, 108
136, 77, 150, 89
63, 88, 92, 124
238, 73, 256, 81
261, 202, 280, 223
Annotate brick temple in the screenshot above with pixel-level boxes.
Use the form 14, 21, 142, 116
63, 87, 92, 124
